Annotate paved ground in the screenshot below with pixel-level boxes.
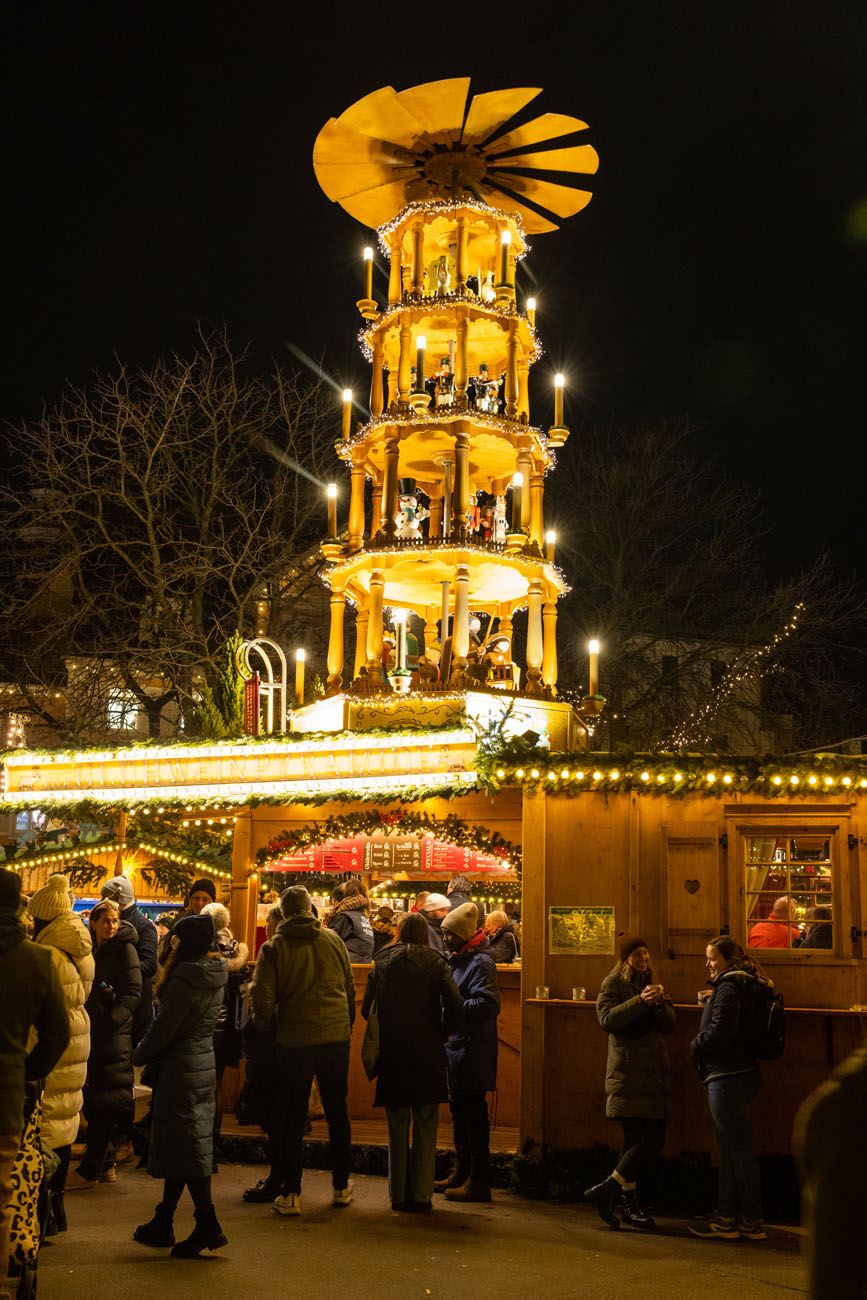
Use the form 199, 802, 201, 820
41, 1161, 807, 1300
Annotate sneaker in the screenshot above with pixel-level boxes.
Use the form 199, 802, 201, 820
97, 1165, 117, 1184
65, 1169, 99, 1191
332, 1181, 353, 1207
688, 1215, 739, 1240
272, 1192, 302, 1216
739, 1219, 768, 1241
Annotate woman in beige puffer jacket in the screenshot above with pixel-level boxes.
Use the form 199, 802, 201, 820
28, 873, 95, 1230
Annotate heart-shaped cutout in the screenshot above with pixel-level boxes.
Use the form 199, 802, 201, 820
684, 879, 701, 895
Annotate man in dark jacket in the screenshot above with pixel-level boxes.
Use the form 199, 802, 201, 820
0, 868, 69, 1298
251, 886, 355, 1216
101, 875, 158, 1044
447, 876, 485, 925
435, 902, 500, 1204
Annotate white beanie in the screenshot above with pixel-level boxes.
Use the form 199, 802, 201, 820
421, 893, 451, 913
28, 873, 74, 921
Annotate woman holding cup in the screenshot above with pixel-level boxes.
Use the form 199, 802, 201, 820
584, 934, 675, 1230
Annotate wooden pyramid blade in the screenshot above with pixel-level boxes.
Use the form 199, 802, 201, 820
337, 86, 431, 152
484, 113, 590, 156
396, 77, 471, 146
315, 162, 419, 202
340, 179, 429, 227
488, 172, 594, 219
491, 144, 600, 175
314, 117, 407, 167
460, 87, 542, 146
479, 181, 559, 233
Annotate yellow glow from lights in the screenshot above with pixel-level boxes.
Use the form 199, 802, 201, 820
530, 768, 540, 779
515, 768, 524, 779
640, 771, 650, 782
587, 639, 600, 654
545, 530, 556, 545
772, 775, 782, 785
609, 769, 620, 780
512, 471, 524, 488
363, 246, 373, 261
824, 776, 834, 786
575, 770, 585, 780
342, 388, 353, 402
790, 775, 800, 786
496, 768, 505, 779
674, 772, 683, 783
723, 774, 733, 784
561, 768, 570, 779
416, 334, 427, 350
843, 776, 852, 787
592, 770, 602, 781
326, 482, 338, 500
500, 229, 512, 245
527, 297, 536, 311
656, 774, 665, 784
553, 372, 565, 389
706, 773, 716, 783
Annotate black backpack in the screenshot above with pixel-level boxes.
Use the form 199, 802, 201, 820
749, 981, 786, 1060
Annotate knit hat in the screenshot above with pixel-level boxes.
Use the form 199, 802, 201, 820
100, 875, 135, 909
441, 902, 479, 941
28, 873, 74, 921
619, 933, 649, 963
187, 877, 216, 904
172, 913, 215, 959
421, 892, 451, 914
280, 885, 313, 918
202, 901, 231, 933
0, 867, 23, 913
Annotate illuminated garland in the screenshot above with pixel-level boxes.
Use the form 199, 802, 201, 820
324, 545, 569, 600
0, 836, 117, 872
666, 602, 806, 749
336, 408, 551, 461
355, 299, 541, 365
480, 749, 867, 797
257, 808, 520, 874
376, 198, 531, 256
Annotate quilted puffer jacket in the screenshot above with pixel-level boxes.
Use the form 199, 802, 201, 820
34, 911, 95, 1148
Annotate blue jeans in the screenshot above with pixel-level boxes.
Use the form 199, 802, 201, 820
706, 1070, 762, 1221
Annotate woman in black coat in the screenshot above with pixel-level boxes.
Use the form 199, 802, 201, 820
484, 910, 519, 963
362, 912, 463, 1211
328, 878, 375, 961
132, 913, 228, 1258
67, 898, 141, 1189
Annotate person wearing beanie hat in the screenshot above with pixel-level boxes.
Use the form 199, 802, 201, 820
0, 868, 69, 1278
420, 892, 451, 953
100, 875, 158, 1050
447, 875, 485, 925
187, 880, 217, 913
584, 936, 675, 1231
133, 907, 228, 1256
28, 875, 95, 1233
435, 899, 499, 1204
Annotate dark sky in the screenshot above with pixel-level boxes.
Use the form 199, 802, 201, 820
4, 2, 866, 579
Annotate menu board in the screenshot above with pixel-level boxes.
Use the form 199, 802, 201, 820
269, 834, 507, 875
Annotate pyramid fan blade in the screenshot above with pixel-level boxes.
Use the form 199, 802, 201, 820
488, 172, 593, 219
492, 144, 600, 175
314, 118, 407, 167
315, 163, 419, 202
479, 181, 559, 233
338, 86, 430, 152
396, 77, 471, 146
340, 179, 430, 227
460, 87, 542, 146
485, 113, 590, 156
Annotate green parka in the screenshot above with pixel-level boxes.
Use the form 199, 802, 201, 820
596, 964, 676, 1120
251, 913, 355, 1048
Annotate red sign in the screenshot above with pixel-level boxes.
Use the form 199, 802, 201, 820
268, 835, 509, 875
243, 674, 260, 736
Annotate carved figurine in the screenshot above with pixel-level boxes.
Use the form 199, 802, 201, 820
480, 271, 497, 304
473, 362, 498, 413
395, 477, 429, 540
435, 254, 451, 295
493, 494, 507, 544
435, 359, 455, 409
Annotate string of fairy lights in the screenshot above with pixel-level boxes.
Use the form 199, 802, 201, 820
666, 602, 806, 750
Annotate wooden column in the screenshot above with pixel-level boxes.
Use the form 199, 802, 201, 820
388, 234, 401, 305
326, 589, 346, 695
529, 467, 545, 548
382, 435, 400, 537
412, 219, 425, 295
229, 809, 254, 952
520, 789, 548, 1151
505, 319, 519, 419
451, 563, 470, 680
517, 444, 532, 531
542, 599, 558, 691
370, 337, 384, 418
455, 311, 468, 408
456, 215, 467, 293
386, 368, 398, 413
453, 430, 470, 538
428, 483, 444, 539
348, 454, 366, 552
354, 598, 369, 677
526, 578, 544, 693
366, 569, 385, 673
398, 319, 412, 408
424, 604, 438, 660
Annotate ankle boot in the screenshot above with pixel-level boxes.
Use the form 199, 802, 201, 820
444, 1179, 492, 1203
50, 1192, 67, 1234
133, 1202, 176, 1247
621, 1190, 656, 1230
433, 1166, 468, 1194
584, 1176, 621, 1229
170, 1207, 228, 1258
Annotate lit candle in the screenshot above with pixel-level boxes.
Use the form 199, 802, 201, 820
554, 372, 565, 426
393, 609, 407, 671
415, 334, 426, 391
545, 529, 556, 562
499, 229, 512, 285
294, 648, 306, 708
588, 638, 600, 696
511, 471, 523, 531
326, 482, 338, 539
363, 246, 374, 300
342, 388, 352, 440
526, 296, 537, 327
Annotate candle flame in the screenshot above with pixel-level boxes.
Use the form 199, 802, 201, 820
363, 246, 374, 260
342, 388, 353, 402
554, 372, 565, 388
501, 229, 512, 245
545, 530, 556, 544
416, 334, 427, 349
588, 639, 600, 654
295, 648, 306, 663
326, 482, 338, 499
512, 471, 524, 488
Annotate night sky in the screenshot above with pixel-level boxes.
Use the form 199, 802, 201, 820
5, 2, 866, 582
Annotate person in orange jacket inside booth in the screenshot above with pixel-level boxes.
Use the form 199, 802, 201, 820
747, 896, 801, 949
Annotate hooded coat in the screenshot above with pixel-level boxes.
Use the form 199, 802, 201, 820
690, 966, 766, 1083
362, 942, 463, 1108
251, 913, 355, 1048
596, 964, 676, 1119
34, 912, 95, 1148
133, 954, 227, 1181
83, 920, 142, 1121
445, 937, 500, 1092
0, 909, 69, 1136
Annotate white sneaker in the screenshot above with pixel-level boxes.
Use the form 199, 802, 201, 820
332, 1181, 353, 1207
273, 1192, 302, 1216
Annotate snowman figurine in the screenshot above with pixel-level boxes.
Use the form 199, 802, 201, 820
395, 477, 429, 540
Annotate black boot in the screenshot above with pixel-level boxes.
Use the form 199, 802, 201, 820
621, 1189, 656, 1230
133, 1203, 176, 1247
433, 1166, 468, 1194
584, 1177, 621, 1229
242, 1176, 281, 1204
171, 1207, 228, 1258
52, 1192, 67, 1233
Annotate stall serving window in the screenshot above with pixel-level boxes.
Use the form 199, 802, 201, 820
744, 832, 835, 953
